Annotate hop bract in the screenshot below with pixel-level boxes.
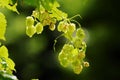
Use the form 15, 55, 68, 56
57, 21, 69, 33
68, 23, 76, 33
35, 22, 43, 34
26, 16, 34, 27
26, 25, 36, 37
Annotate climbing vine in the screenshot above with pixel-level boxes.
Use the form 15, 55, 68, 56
0, 0, 89, 79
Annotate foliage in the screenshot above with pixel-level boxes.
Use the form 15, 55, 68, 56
0, 0, 19, 14
0, 12, 6, 40
0, 0, 18, 79
0, 0, 89, 79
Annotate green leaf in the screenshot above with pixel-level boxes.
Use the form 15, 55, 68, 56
6, 3, 19, 14
0, 0, 9, 8
6, 58, 15, 71
0, 0, 19, 13
0, 46, 8, 58
0, 12, 7, 40
0, 71, 18, 80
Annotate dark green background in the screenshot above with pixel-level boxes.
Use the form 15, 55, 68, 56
2, 0, 120, 80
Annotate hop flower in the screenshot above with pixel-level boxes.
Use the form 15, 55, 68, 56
35, 22, 43, 34
76, 28, 85, 40
26, 25, 36, 37
26, 16, 34, 27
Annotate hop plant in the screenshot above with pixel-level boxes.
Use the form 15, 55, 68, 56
58, 43, 88, 74
25, 0, 89, 75
58, 44, 74, 67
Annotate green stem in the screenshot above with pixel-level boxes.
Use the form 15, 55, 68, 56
70, 19, 81, 28
53, 33, 64, 52
69, 14, 82, 20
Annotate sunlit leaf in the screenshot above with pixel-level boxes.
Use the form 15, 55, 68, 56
0, 0, 19, 13
6, 3, 19, 14
0, 12, 7, 40
0, 46, 8, 58
6, 58, 15, 71
0, 0, 9, 8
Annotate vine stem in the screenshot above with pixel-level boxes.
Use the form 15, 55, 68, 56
53, 33, 64, 52
69, 14, 82, 20
70, 19, 81, 28
68, 14, 82, 28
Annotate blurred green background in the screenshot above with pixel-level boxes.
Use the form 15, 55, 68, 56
1, 0, 120, 80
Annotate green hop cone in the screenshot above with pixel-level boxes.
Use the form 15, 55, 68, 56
26, 25, 36, 37
58, 44, 74, 67
57, 21, 68, 33
76, 28, 85, 40
73, 37, 82, 48
68, 23, 76, 33
26, 16, 34, 27
70, 48, 79, 62
35, 22, 43, 34
58, 51, 69, 67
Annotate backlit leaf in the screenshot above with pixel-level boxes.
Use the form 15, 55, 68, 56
6, 58, 15, 71
0, 46, 8, 58
0, 12, 7, 40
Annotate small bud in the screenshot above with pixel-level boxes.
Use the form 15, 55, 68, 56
49, 23, 55, 31
83, 61, 89, 67
32, 11, 38, 18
